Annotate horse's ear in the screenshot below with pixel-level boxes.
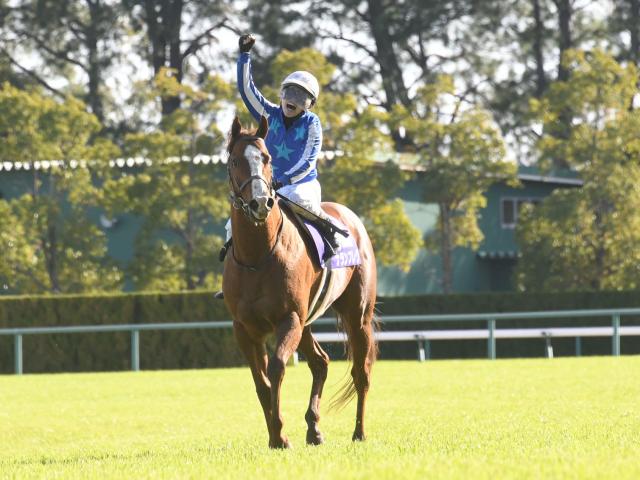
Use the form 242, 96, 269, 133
231, 116, 242, 139
256, 115, 268, 139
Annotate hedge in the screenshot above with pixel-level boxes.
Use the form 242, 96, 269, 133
1, 290, 639, 373
0, 291, 241, 374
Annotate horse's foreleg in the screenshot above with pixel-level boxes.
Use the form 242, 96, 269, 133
298, 327, 329, 445
233, 322, 272, 438
267, 312, 303, 449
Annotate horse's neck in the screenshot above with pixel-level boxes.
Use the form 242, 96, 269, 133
231, 205, 283, 265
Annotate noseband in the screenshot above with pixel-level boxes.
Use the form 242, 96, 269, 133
227, 136, 275, 224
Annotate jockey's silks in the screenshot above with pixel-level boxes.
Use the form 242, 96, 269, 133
237, 52, 322, 186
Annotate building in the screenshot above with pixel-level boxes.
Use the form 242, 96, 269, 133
377, 165, 583, 295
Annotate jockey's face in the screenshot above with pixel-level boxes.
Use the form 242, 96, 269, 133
280, 85, 312, 117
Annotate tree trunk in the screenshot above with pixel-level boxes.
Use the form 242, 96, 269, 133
85, 0, 104, 122
143, 0, 183, 115
554, 0, 573, 81
366, 0, 413, 149
185, 209, 195, 290
439, 203, 453, 294
629, 0, 640, 66
531, 0, 547, 97
44, 221, 61, 293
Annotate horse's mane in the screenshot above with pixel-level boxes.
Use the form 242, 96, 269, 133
226, 125, 258, 154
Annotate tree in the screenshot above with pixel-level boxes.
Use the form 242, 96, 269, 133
516, 163, 640, 291
123, 0, 235, 116
110, 68, 232, 291
0, 83, 123, 293
393, 75, 517, 293
0, 0, 127, 123
308, 0, 475, 149
516, 49, 640, 291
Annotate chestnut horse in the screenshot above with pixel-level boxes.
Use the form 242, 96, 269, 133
222, 116, 377, 449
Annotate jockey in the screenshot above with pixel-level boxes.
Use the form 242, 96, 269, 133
219, 33, 340, 262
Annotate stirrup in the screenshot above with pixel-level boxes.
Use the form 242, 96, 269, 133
219, 238, 232, 262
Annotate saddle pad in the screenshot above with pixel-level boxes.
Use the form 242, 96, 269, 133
304, 220, 361, 269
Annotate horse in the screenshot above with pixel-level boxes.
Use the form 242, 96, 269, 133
221, 115, 378, 449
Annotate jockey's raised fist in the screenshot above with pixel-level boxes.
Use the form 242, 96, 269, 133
239, 34, 255, 53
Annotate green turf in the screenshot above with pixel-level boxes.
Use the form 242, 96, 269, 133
1, 356, 639, 479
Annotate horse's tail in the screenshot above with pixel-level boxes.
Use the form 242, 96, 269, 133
328, 305, 380, 412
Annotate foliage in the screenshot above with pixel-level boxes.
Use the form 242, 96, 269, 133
111, 69, 232, 291
517, 49, 640, 291
0, 84, 122, 293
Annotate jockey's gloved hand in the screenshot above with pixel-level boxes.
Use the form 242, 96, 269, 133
239, 34, 255, 53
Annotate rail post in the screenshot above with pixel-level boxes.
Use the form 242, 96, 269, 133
575, 337, 582, 356
487, 318, 496, 360
612, 314, 620, 356
543, 333, 553, 358
14, 334, 23, 375
131, 329, 140, 371
417, 338, 425, 362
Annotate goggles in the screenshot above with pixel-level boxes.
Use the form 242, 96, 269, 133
280, 85, 313, 109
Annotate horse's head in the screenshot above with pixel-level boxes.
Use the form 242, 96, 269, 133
227, 116, 275, 223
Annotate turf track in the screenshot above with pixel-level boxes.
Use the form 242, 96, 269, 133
1, 357, 639, 479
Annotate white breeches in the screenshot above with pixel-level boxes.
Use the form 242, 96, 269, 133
225, 179, 324, 241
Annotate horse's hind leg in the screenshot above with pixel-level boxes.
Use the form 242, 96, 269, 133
298, 326, 330, 445
335, 296, 376, 442
267, 312, 303, 449
348, 308, 375, 441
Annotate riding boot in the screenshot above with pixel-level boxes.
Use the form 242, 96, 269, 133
219, 238, 232, 262
213, 290, 224, 299
314, 221, 341, 262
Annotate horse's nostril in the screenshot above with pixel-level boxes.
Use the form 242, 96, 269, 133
266, 197, 275, 209
249, 199, 259, 211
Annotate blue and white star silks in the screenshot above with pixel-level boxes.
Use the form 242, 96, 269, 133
237, 52, 322, 186
274, 141, 294, 161
270, 118, 282, 136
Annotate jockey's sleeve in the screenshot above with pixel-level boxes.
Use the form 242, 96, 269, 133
284, 115, 322, 185
237, 53, 278, 121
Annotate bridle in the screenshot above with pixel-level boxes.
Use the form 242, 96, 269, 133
227, 135, 276, 225
226, 134, 283, 271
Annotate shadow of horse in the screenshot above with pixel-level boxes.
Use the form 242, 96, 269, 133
222, 116, 378, 449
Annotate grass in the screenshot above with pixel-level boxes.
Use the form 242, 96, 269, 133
1, 356, 639, 479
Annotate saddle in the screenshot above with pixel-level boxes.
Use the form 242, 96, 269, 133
276, 193, 349, 264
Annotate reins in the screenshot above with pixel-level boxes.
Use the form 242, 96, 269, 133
230, 207, 284, 272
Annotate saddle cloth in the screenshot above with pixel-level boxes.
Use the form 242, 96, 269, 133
304, 220, 361, 269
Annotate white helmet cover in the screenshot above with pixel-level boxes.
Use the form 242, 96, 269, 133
281, 71, 320, 102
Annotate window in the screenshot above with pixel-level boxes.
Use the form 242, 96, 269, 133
501, 197, 540, 228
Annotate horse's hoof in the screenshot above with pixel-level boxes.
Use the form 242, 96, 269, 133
306, 430, 324, 446
352, 431, 366, 442
269, 436, 292, 449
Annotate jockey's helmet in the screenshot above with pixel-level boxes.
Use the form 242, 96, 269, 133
280, 71, 320, 107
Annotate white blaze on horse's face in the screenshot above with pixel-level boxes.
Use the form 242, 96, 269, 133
244, 144, 272, 220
